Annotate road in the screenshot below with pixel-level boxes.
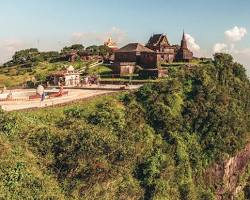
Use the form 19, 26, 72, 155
0, 85, 142, 111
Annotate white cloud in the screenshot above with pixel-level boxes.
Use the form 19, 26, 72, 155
71, 26, 128, 46
0, 39, 26, 63
3, 39, 24, 53
185, 33, 200, 51
212, 26, 250, 76
213, 43, 228, 53
212, 42, 250, 76
236, 48, 250, 56
233, 49, 250, 77
225, 26, 247, 42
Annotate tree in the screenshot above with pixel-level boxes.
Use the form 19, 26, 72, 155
85, 45, 99, 55
12, 48, 40, 65
98, 45, 112, 56
61, 44, 85, 54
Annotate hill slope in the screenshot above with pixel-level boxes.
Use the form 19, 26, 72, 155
0, 60, 91, 88
0, 53, 250, 199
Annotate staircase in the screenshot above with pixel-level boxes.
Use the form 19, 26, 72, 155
78, 60, 104, 73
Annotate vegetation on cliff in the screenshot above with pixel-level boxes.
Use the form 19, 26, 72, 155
0, 53, 249, 199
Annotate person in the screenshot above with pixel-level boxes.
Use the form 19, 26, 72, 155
41, 92, 45, 101
40, 92, 46, 107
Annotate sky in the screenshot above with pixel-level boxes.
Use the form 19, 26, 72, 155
0, 0, 250, 75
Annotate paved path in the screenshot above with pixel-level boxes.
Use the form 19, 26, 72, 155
62, 84, 143, 90
0, 85, 142, 111
0, 89, 114, 111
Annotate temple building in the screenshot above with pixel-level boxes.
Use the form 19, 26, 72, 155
113, 43, 154, 75
115, 43, 154, 64
113, 32, 193, 77
51, 66, 80, 87
175, 32, 193, 62
145, 32, 193, 63
146, 34, 176, 63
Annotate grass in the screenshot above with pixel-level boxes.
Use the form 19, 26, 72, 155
0, 60, 90, 88
0, 92, 125, 199
100, 77, 165, 83
12, 92, 122, 125
160, 59, 203, 68
85, 64, 113, 75
0, 60, 188, 88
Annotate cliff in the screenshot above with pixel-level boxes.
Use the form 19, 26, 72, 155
206, 143, 250, 199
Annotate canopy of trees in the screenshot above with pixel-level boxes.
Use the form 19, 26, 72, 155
61, 44, 85, 54
2, 44, 112, 67
3, 48, 60, 67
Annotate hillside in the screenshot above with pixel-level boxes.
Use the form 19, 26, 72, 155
0, 60, 84, 87
0, 45, 112, 88
0, 53, 250, 200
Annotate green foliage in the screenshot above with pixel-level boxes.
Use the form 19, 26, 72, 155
85, 45, 112, 56
98, 45, 113, 56
86, 64, 113, 76
88, 100, 126, 132
0, 134, 64, 199
86, 45, 99, 54
64, 106, 85, 119
199, 190, 216, 200
61, 44, 85, 54
0, 53, 249, 199
3, 48, 60, 67
140, 149, 167, 187
0, 109, 17, 136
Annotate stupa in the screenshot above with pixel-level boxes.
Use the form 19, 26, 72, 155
104, 37, 118, 50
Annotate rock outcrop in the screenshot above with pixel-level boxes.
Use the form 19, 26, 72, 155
206, 143, 250, 199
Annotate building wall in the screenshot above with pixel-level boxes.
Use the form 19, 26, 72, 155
137, 50, 176, 69
110, 62, 136, 76
114, 52, 138, 63
175, 49, 193, 62
120, 65, 135, 75
140, 52, 158, 69
146, 44, 175, 64
156, 52, 175, 63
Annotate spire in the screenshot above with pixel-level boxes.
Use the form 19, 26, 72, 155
182, 30, 185, 40
181, 30, 188, 49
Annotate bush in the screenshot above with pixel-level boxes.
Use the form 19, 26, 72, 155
0, 110, 18, 136
88, 100, 125, 132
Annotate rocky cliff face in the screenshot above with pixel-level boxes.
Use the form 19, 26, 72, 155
206, 143, 250, 200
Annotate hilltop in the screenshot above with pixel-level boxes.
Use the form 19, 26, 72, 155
0, 53, 250, 199
0, 45, 112, 88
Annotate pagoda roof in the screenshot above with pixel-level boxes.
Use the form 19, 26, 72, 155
147, 34, 170, 46
116, 43, 154, 53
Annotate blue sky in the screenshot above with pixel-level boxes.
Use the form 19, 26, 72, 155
0, 0, 250, 74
